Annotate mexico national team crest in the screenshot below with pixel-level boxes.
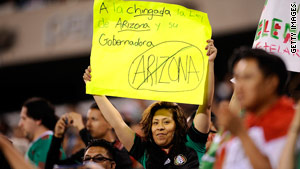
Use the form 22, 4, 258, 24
174, 154, 187, 165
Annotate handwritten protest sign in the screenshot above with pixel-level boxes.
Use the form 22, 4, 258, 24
253, 0, 300, 72
86, 0, 212, 104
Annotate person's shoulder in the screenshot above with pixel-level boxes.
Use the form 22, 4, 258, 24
276, 96, 295, 112
40, 134, 52, 140
32, 134, 53, 150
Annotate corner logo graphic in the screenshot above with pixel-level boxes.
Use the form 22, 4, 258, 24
174, 154, 187, 165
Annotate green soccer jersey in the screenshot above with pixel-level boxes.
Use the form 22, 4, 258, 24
25, 131, 66, 168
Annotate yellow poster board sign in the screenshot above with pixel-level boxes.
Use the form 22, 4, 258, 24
86, 0, 212, 104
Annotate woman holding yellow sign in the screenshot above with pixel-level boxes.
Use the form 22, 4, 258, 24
83, 39, 216, 169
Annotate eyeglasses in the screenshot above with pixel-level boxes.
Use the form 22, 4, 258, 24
82, 155, 114, 163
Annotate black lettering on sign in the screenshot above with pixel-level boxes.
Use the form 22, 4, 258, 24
128, 41, 205, 92
99, 2, 108, 14
98, 33, 154, 47
115, 18, 151, 32
127, 4, 171, 20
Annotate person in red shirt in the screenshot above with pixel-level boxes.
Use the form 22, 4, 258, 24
216, 48, 295, 169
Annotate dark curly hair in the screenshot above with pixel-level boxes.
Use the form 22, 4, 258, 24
85, 139, 116, 160
22, 97, 58, 131
140, 101, 188, 149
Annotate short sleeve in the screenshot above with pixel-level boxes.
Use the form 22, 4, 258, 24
129, 134, 147, 168
185, 123, 208, 162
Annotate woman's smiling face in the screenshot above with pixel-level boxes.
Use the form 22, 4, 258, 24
151, 108, 176, 147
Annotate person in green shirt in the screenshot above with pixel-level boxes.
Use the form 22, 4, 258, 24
18, 97, 66, 169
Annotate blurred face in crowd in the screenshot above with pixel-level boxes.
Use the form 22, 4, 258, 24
151, 109, 176, 147
86, 108, 112, 139
18, 107, 39, 142
233, 58, 277, 112
83, 146, 116, 169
